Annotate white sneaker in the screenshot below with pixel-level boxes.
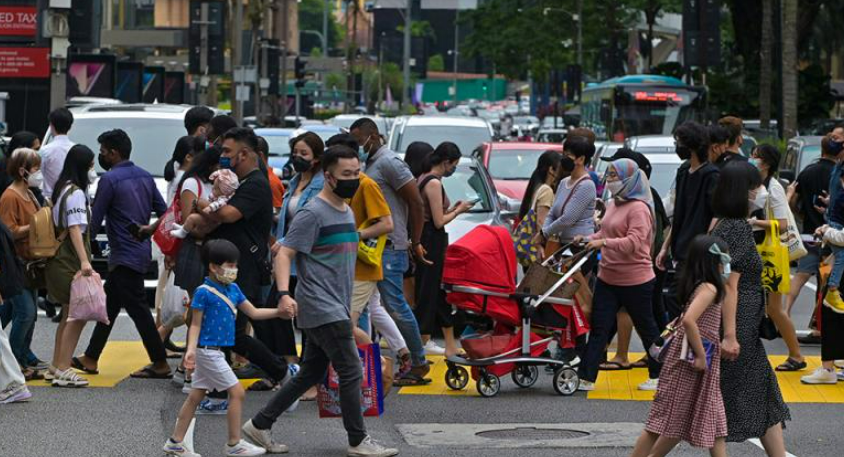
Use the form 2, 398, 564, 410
638, 378, 659, 391
225, 439, 266, 457
283, 364, 300, 413
163, 439, 202, 457
423, 340, 445, 356
347, 436, 399, 457
51, 368, 89, 388
181, 379, 194, 395
0, 384, 31, 404
801, 367, 838, 384
577, 380, 595, 392
838, 370, 844, 382
242, 420, 289, 454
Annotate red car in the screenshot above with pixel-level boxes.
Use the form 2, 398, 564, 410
473, 142, 563, 200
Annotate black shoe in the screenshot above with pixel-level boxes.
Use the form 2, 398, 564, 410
164, 339, 186, 353
798, 334, 821, 345
37, 297, 57, 318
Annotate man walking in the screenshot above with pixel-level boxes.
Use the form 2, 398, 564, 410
712, 116, 749, 168
40, 108, 75, 199
74, 129, 171, 378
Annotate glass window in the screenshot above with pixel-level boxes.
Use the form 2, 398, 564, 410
397, 126, 492, 156
441, 164, 492, 212
263, 135, 292, 157
487, 149, 546, 180
798, 145, 822, 173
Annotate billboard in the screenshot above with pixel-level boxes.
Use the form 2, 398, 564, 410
164, 71, 185, 104
116, 61, 144, 103
66, 54, 117, 98
143, 66, 166, 103
0, 47, 49, 78
0, 5, 37, 37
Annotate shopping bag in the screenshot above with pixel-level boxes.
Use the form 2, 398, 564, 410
161, 272, 190, 328
69, 272, 109, 325
152, 199, 183, 257
781, 207, 807, 261
317, 343, 384, 418
357, 221, 386, 268
757, 220, 790, 294
513, 209, 540, 267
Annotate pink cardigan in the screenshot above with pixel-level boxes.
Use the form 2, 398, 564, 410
589, 200, 655, 286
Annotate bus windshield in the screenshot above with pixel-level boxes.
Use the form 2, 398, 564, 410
614, 88, 701, 138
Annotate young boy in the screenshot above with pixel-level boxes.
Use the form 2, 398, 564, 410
817, 172, 844, 312
163, 239, 288, 457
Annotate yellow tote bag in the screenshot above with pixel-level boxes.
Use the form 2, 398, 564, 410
757, 220, 790, 294
357, 221, 386, 268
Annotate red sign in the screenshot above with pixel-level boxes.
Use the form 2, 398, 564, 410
633, 91, 684, 103
0, 6, 38, 37
0, 47, 50, 78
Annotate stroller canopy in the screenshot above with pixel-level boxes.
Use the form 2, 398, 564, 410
443, 225, 517, 294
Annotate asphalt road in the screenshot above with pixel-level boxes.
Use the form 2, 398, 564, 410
1, 279, 838, 457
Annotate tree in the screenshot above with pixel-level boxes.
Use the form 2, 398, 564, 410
628, 0, 681, 70
299, 0, 342, 55
782, 0, 798, 139
759, 0, 773, 129
428, 54, 445, 72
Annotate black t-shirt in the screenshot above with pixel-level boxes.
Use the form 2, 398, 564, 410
796, 158, 834, 234
713, 151, 748, 169
670, 162, 721, 263
209, 168, 273, 302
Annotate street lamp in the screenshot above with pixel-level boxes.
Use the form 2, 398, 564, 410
543, 5, 582, 67
448, 49, 459, 105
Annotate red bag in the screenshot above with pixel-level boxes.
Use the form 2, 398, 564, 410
317, 344, 384, 418
153, 183, 200, 256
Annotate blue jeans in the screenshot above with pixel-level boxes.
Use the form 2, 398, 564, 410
0, 288, 38, 366
377, 248, 426, 366
830, 223, 844, 289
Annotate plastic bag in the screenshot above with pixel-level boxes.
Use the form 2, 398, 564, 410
161, 272, 189, 328
757, 220, 790, 294
69, 272, 109, 325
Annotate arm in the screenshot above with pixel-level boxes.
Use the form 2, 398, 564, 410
202, 204, 243, 224
680, 284, 717, 371
238, 299, 285, 320
655, 226, 673, 270
749, 217, 788, 234
183, 308, 203, 370
425, 180, 469, 229
0, 200, 29, 240
69, 225, 93, 276
89, 178, 114, 236
721, 272, 741, 360
360, 215, 393, 239
273, 245, 298, 319
397, 180, 431, 264
152, 184, 167, 218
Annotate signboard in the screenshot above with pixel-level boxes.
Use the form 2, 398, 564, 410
67, 54, 117, 98
0, 6, 37, 37
143, 66, 166, 103
0, 47, 50, 78
116, 61, 144, 103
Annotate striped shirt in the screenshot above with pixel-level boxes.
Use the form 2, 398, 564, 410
282, 196, 359, 329
543, 175, 597, 241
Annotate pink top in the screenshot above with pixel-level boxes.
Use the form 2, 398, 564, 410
589, 199, 654, 286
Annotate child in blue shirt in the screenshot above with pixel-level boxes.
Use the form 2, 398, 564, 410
163, 239, 287, 457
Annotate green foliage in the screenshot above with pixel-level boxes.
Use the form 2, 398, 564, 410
428, 54, 445, 72
325, 72, 346, 91
798, 63, 833, 128
299, 0, 342, 53
310, 47, 323, 57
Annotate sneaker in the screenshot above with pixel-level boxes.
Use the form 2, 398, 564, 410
837, 370, 844, 382
423, 340, 445, 356
638, 378, 659, 391
43, 365, 57, 381
51, 368, 89, 388
242, 420, 289, 454
196, 398, 228, 415
824, 290, 844, 314
283, 364, 300, 413
163, 438, 202, 457
27, 359, 49, 371
181, 379, 194, 395
801, 367, 838, 384
225, 439, 266, 457
0, 384, 31, 404
577, 380, 595, 392
347, 436, 399, 457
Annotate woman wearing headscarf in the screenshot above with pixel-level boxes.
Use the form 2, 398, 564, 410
575, 158, 661, 392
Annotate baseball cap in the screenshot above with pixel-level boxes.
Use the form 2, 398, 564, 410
600, 147, 652, 178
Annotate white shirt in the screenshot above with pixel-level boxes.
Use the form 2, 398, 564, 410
40, 135, 75, 199
53, 185, 89, 233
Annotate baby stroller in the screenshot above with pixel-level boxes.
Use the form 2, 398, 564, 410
441, 225, 592, 397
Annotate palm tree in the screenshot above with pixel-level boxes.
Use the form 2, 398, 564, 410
759, 0, 773, 130
782, 0, 799, 139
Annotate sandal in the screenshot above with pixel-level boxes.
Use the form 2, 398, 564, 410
130, 365, 172, 379
775, 358, 808, 372
599, 361, 631, 371
247, 378, 277, 391
630, 358, 648, 368
71, 357, 99, 375
393, 373, 432, 387
165, 349, 183, 359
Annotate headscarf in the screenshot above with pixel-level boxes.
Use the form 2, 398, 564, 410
608, 158, 654, 212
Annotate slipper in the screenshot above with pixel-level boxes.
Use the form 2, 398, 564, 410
393, 373, 432, 387
775, 358, 808, 372
165, 349, 183, 359
71, 357, 99, 375
130, 365, 172, 379
630, 358, 648, 368
599, 361, 631, 371
247, 379, 277, 391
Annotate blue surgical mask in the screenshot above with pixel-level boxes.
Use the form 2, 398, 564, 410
750, 158, 762, 169
358, 146, 369, 164
219, 156, 233, 170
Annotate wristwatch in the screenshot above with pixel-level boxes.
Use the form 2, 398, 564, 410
277, 290, 291, 297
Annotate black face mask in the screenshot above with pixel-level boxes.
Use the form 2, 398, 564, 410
98, 154, 112, 171
332, 177, 360, 199
559, 156, 576, 173
675, 145, 692, 161
291, 156, 312, 173
830, 140, 844, 155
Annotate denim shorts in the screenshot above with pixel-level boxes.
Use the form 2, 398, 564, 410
796, 244, 821, 275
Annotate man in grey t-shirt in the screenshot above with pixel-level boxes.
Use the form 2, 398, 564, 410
351, 118, 430, 385
248, 146, 398, 457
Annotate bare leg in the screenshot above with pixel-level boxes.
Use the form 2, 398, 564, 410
709, 438, 727, 457
758, 422, 786, 457
609, 311, 633, 365
766, 292, 803, 362
55, 319, 87, 371
786, 272, 811, 316
648, 435, 682, 457
226, 383, 245, 445
630, 430, 658, 457
51, 304, 69, 368
443, 326, 460, 357
171, 389, 206, 442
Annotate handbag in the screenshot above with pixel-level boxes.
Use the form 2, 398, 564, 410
513, 209, 540, 267
357, 221, 386, 268
757, 220, 790, 294
161, 271, 190, 328
679, 334, 716, 369
153, 182, 201, 257
318, 343, 384, 418
68, 272, 109, 325
648, 315, 682, 363
781, 206, 807, 261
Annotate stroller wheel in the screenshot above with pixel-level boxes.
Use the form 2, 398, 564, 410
553, 367, 579, 396
511, 364, 539, 388
445, 366, 470, 390
476, 372, 501, 397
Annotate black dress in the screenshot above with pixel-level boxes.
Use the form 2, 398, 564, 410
712, 218, 790, 442
414, 175, 453, 334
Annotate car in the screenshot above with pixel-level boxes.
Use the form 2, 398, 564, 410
255, 128, 296, 179
42, 103, 217, 302
536, 128, 567, 144
623, 135, 676, 154
65, 97, 123, 108
781, 136, 824, 182
389, 116, 495, 155
594, 150, 682, 199
739, 134, 757, 157
473, 142, 563, 201
290, 124, 344, 145
329, 114, 390, 134
807, 118, 844, 136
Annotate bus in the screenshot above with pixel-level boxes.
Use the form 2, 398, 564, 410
580, 75, 707, 142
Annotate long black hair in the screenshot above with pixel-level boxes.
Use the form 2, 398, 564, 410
677, 234, 728, 308
178, 145, 222, 191
423, 141, 461, 173
712, 160, 762, 219
754, 143, 781, 186
165, 136, 204, 182
52, 144, 95, 205
404, 141, 434, 178
6, 131, 39, 157
519, 150, 562, 220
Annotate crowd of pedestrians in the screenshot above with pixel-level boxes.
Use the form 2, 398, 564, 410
0, 105, 841, 457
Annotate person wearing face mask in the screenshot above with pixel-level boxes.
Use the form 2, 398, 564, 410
0, 148, 48, 379
414, 142, 473, 358
247, 146, 400, 457
707, 125, 732, 167
0, 131, 42, 199
712, 116, 749, 169
515, 150, 565, 266
574, 159, 660, 392
710, 161, 791, 453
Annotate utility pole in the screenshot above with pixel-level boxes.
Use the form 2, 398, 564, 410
402, 0, 412, 108
232, 0, 244, 124
322, 0, 329, 55
451, 10, 459, 106
47, 6, 70, 111
576, 0, 583, 67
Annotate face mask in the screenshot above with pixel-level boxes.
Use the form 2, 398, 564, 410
332, 177, 360, 199
291, 156, 312, 173
559, 156, 575, 173
98, 154, 112, 171
25, 170, 43, 188
749, 158, 763, 170
605, 180, 624, 196
443, 165, 456, 178
216, 266, 238, 285
88, 169, 98, 184
830, 140, 844, 155
749, 186, 769, 211
675, 145, 692, 160
358, 146, 369, 164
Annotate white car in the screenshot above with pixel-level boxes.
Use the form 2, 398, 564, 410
389, 115, 495, 155
595, 149, 682, 199
623, 135, 676, 154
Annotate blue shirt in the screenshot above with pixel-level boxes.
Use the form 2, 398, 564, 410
90, 161, 167, 274
191, 278, 247, 347
827, 161, 844, 224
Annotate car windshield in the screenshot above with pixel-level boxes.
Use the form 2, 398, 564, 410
263, 135, 291, 156
487, 149, 546, 180
64, 117, 186, 176
798, 145, 822, 172
442, 163, 492, 212
398, 126, 491, 155
302, 127, 342, 144
538, 131, 566, 143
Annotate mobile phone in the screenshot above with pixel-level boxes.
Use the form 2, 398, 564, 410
468, 198, 482, 205
128, 223, 148, 241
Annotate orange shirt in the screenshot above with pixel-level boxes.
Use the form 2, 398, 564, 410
0, 187, 39, 259
268, 168, 285, 209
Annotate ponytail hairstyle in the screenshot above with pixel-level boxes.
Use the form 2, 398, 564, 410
519, 150, 562, 220
165, 136, 204, 182
52, 144, 95, 205
425, 141, 462, 172
404, 141, 434, 178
